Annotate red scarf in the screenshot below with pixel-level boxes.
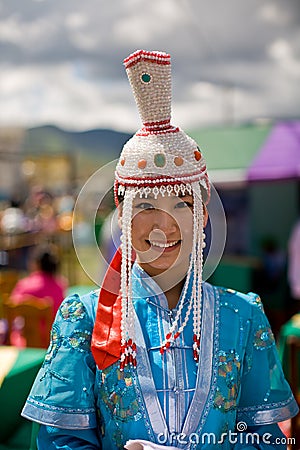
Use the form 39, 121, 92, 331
91, 247, 134, 370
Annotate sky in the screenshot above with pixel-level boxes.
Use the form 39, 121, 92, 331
0, 0, 299, 133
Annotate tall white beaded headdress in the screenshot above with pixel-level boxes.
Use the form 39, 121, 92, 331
115, 50, 210, 370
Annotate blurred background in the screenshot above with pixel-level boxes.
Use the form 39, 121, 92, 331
0, 0, 300, 447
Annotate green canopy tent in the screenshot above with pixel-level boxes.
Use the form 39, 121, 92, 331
188, 122, 272, 186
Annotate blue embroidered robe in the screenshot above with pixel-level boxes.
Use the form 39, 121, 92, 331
22, 263, 298, 449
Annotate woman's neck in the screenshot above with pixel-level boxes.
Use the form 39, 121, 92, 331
137, 259, 189, 309
164, 279, 185, 309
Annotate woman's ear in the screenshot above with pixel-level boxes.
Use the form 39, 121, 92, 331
203, 204, 208, 227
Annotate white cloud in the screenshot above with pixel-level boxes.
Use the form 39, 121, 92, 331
0, 14, 52, 46
0, 62, 138, 131
268, 38, 300, 77
69, 31, 98, 52
269, 39, 292, 60
65, 12, 88, 30
113, 0, 188, 45
258, 3, 291, 25
0, 0, 299, 131
65, 12, 99, 51
189, 82, 221, 100
0, 13, 61, 57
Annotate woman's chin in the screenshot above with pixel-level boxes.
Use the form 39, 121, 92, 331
138, 256, 189, 278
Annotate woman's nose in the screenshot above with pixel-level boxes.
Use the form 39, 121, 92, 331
153, 209, 177, 232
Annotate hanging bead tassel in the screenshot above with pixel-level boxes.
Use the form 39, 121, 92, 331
120, 188, 137, 372
159, 182, 204, 363
120, 339, 137, 371
191, 182, 204, 365
193, 334, 200, 362
160, 332, 180, 354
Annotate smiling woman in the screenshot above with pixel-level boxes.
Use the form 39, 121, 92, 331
21, 50, 298, 450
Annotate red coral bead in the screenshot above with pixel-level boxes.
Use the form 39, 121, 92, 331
194, 150, 202, 161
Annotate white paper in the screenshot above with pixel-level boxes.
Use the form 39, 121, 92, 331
124, 440, 179, 450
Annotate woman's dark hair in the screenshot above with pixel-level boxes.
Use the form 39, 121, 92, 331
30, 244, 60, 275
117, 192, 125, 205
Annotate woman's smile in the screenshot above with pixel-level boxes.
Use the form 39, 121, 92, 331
146, 238, 181, 251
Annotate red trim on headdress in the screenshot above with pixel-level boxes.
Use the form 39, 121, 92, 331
124, 50, 170, 69
143, 118, 171, 128
117, 167, 208, 185
136, 126, 179, 136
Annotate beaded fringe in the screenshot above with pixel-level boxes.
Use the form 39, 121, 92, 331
119, 182, 204, 370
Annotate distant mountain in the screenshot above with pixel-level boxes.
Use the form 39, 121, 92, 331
23, 125, 132, 161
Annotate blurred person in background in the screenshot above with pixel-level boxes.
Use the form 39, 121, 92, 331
24, 187, 58, 234
10, 243, 68, 315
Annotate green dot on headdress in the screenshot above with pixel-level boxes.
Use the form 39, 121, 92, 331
154, 153, 166, 167
141, 73, 151, 83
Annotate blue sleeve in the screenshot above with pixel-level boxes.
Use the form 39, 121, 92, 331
237, 293, 298, 425
37, 425, 100, 450
21, 291, 100, 431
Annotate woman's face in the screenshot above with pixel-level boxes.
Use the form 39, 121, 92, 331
121, 193, 206, 278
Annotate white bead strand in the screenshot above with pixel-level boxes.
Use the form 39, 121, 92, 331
120, 188, 137, 370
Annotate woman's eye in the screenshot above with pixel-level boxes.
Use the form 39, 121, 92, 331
135, 202, 155, 210
175, 201, 193, 209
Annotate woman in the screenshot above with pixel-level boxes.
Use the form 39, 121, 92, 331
10, 243, 67, 315
22, 50, 298, 449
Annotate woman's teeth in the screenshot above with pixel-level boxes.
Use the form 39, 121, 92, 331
149, 240, 179, 248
